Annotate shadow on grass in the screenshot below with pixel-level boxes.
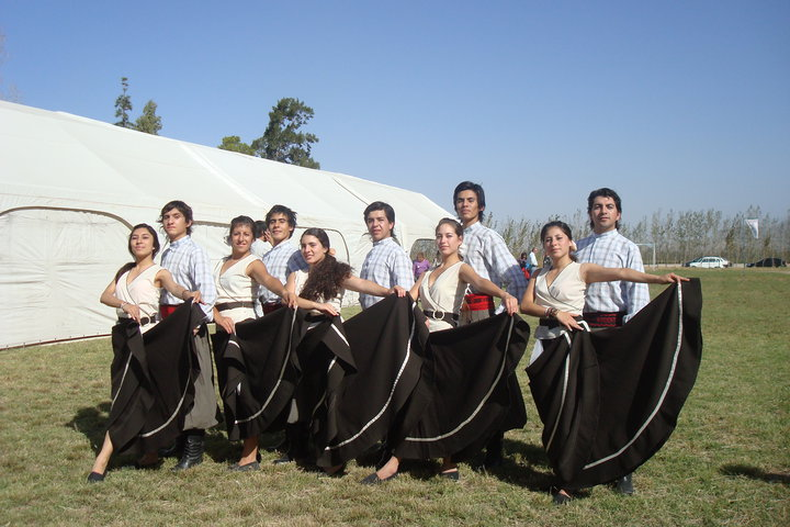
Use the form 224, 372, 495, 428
66, 402, 111, 453
720, 464, 790, 485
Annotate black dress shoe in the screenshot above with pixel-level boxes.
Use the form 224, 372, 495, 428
229, 461, 260, 472
272, 455, 294, 465
87, 471, 105, 483
360, 471, 398, 485
614, 473, 634, 495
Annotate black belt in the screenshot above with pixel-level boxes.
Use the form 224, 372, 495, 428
216, 301, 255, 311
118, 316, 156, 326
539, 315, 583, 329
423, 310, 459, 325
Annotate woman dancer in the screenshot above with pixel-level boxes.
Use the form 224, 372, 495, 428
519, 221, 687, 504
212, 215, 297, 471
279, 228, 405, 472
88, 224, 201, 482
286, 228, 405, 315
365, 217, 519, 483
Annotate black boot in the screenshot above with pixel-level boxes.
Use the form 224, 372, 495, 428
172, 431, 204, 471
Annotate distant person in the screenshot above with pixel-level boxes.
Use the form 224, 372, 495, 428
158, 200, 219, 471
250, 220, 272, 258
358, 202, 414, 310
574, 187, 650, 496
527, 247, 539, 273
87, 224, 201, 482
453, 181, 528, 468
413, 252, 430, 280
518, 252, 528, 269
255, 205, 308, 317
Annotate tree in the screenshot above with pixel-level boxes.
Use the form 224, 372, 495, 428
114, 77, 133, 128
218, 135, 255, 156
134, 100, 162, 135
251, 97, 320, 168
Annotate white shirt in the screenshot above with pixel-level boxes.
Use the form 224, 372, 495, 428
359, 237, 414, 309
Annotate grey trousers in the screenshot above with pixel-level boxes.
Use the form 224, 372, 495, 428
183, 327, 219, 431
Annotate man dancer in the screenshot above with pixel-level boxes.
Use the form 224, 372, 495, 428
158, 200, 218, 471
255, 205, 307, 318
358, 201, 414, 310
575, 187, 650, 496
453, 181, 528, 468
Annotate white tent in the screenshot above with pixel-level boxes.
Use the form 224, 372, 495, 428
0, 100, 452, 349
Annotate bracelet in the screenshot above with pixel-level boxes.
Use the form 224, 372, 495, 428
120, 301, 127, 310
544, 307, 558, 319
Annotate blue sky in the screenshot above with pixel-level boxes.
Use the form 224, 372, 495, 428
2, 0, 788, 224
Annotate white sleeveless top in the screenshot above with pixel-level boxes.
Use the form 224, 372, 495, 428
292, 269, 344, 313
533, 261, 586, 339
419, 261, 466, 332
115, 264, 162, 334
214, 253, 259, 323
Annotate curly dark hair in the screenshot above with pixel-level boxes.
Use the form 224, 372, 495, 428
298, 228, 352, 303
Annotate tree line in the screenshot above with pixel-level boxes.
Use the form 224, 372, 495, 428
488, 206, 790, 266
113, 78, 320, 168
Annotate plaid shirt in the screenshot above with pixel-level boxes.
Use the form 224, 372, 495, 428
259, 239, 307, 303
460, 221, 527, 305
159, 235, 216, 321
359, 237, 415, 309
575, 229, 650, 322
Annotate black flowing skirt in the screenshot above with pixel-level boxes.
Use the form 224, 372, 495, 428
527, 279, 703, 489
213, 307, 300, 441
316, 295, 430, 467
395, 313, 530, 460
107, 302, 203, 454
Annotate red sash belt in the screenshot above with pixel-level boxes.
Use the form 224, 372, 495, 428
462, 294, 495, 312
583, 311, 626, 328
160, 304, 179, 319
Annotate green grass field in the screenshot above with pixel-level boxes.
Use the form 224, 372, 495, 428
1, 268, 788, 526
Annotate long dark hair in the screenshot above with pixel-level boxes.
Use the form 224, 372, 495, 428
115, 223, 161, 283
540, 221, 577, 263
299, 228, 352, 302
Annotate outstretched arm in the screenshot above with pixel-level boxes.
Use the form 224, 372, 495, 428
581, 263, 688, 285
157, 269, 202, 304
344, 275, 406, 299
459, 263, 518, 315
247, 260, 297, 308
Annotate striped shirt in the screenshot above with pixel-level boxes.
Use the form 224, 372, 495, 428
575, 229, 650, 323
460, 221, 527, 306
159, 235, 216, 321
359, 237, 415, 309
259, 239, 308, 303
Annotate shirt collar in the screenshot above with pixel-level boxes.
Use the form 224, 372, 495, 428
168, 235, 191, 248
593, 229, 619, 239
373, 236, 396, 247
464, 221, 483, 234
